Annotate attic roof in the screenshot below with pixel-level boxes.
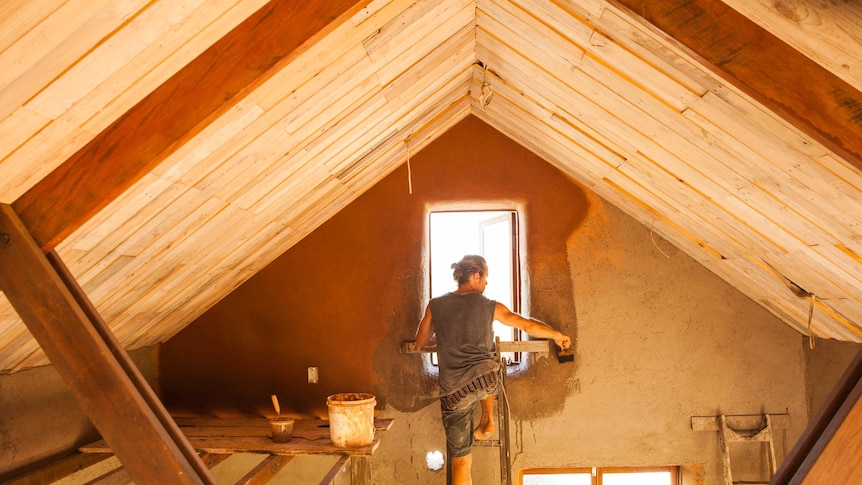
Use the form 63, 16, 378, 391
1, 0, 861, 373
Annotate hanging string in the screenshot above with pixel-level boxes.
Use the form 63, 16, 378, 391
807, 293, 816, 349
650, 217, 671, 259
406, 138, 413, 195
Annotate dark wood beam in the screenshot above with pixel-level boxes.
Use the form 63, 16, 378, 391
12, 0, 364, 252
44, 248, 212, 480
77, 452, 232, 484
612, 0, 862, 172
199, 453, 232, 469
802, 380, 862, 483
0, 453, 111, 485
320, 456, 351, 485
234, 455, 292, 485
772, 349, 862, 484
0, 204, 211, 484
83, 467, 131, 485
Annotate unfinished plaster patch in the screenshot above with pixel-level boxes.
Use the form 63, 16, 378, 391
565, 377, 581, 394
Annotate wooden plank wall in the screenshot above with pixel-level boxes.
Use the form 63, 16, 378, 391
0, 0, 475, 371
0, 0, 860, 375
470, 0, 862, 342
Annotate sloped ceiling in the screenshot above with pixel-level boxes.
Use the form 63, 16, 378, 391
1, 0, 861, 373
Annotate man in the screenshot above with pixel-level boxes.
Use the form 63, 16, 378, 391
415, 255, 572, 485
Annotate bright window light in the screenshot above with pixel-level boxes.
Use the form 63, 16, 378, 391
429, 210, 521, 363
602, 471, 672, 485
521, 467, 676, 485
522, 473, 591, 485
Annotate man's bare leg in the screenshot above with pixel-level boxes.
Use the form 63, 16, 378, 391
452, 453, 473, 484
474, 394, 495, 440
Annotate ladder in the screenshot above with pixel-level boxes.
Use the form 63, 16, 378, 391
477, 338, 552, 485
472, 337, 514, 485
402, 338, 551, 485
718, 414, 778, 485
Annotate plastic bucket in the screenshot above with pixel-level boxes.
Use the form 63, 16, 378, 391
326, 393, 376, 448
269, 418, 294, 443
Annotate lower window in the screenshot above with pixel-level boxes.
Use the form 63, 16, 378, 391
521, 466, 678, 485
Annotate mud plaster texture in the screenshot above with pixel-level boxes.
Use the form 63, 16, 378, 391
0, 116, 858, 483
0, 346, 159, 479
155, 117, 862, 484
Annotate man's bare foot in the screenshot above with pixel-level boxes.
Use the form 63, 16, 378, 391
474, 424, 494, 440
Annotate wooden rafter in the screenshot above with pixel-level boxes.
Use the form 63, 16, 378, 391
1, 2, 367, 483
0, 204, 211, 484
12, 0, 365, 252
612, 0, 862, 172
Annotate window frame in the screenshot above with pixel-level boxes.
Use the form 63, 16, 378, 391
519, 466, 680, 485
428, 209, 523, 364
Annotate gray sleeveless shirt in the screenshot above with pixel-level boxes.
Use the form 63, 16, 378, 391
430, 292, 501, 395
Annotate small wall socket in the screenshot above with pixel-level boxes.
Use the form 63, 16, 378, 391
307, 366, 319, 384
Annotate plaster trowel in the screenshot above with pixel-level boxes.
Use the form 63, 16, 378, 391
271, 394, 281, 419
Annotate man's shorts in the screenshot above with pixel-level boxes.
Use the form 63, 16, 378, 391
440, 372, 499, 457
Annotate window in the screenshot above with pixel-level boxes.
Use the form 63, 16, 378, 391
429, 210, 522, 363
521, 467, 678, 485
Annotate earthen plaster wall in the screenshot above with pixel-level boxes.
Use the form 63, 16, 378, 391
0, 117, 859, 483
0, 346, 159, 480
158, 116, 861, 484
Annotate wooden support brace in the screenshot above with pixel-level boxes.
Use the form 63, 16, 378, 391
83, 452, 231, 485
0, 453, 112, 485
320, 456, 351, 485
82, 467, 130, 485
235, 455, 291, 485
0, 204, 212, 485
199, 453, 232, 469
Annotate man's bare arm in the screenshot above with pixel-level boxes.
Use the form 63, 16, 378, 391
415, 305, 435, 348
494, 302, 571, 350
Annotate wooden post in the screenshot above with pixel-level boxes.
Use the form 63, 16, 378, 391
0, 204, 213, 485
351, 456, 372, 485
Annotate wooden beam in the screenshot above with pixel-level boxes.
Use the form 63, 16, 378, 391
199, 453, 232, 469
82, 467, 130, 485
11, 0, 365, 252
772, 349, 862, 483
319, 456, 351, 485
79, 452, 232, 484
0, 204, 212, 485
0, 453, 112, 485
234, 455, 291, 485
803, 380, 862, 484
45, 251, 211, 480
611, 0, 862, 172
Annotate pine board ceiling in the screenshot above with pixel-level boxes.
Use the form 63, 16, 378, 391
1, 0, 861, 373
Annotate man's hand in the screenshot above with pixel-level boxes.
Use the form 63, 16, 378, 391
554, 334, 571, 350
